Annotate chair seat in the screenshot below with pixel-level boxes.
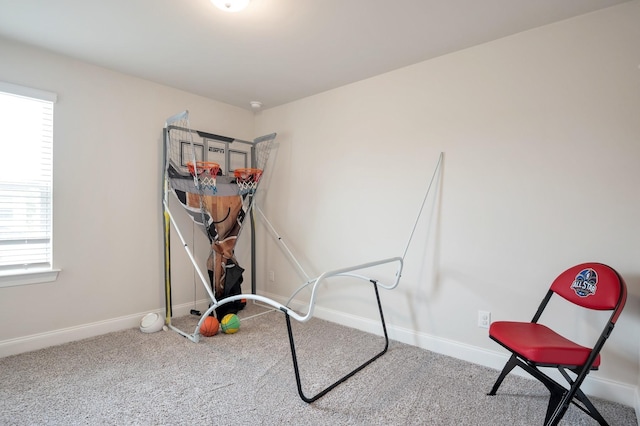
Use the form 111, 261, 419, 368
490, 321, 600, 368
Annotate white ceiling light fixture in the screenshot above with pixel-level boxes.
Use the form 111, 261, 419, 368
211, 0, 250, 13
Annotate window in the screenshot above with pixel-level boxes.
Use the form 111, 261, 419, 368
0, 81, 59, 287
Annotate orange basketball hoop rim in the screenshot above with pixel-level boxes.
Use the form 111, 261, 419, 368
187, 161, 220, 176
234, 167, 262, 181
234, 167, 263, 194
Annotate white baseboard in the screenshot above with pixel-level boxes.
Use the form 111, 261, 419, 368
2, 294, 638, 414
384, 319, 638, 408
0, 300, 208, 359
268, 291, 639, 410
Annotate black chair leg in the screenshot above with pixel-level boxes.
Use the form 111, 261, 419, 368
554, 368, 608, 425
284, 280, 389, 403
545, 385, 609, 426
544, 387, 568, 426
488, 354, 518, 395
572, 388, 608, 425
491, 359, 609, 426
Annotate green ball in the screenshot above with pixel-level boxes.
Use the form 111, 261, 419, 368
221, 313, 240, 334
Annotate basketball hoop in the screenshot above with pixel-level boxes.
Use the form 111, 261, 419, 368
234, 167, 263, 195
187, 161, 220, 191
187, 161, 220, 176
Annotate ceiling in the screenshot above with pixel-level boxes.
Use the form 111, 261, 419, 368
0, 0, 630, 110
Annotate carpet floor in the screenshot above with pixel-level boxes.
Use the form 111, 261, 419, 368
0, 303, 636, 425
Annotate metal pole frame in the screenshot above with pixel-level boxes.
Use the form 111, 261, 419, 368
285, 279, 389, 403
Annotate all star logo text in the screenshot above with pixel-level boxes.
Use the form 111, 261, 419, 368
570, 268, 598, 298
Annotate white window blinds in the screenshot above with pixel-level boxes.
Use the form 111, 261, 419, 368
0, 82, 56, 273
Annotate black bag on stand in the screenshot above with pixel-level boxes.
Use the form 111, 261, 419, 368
209, 259, 246, 320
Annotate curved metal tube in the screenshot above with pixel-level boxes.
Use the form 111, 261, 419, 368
178, 255, 404, 341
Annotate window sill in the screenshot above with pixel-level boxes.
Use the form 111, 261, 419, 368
0, 269, 61, 288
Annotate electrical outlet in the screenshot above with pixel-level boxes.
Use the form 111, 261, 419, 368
478, 310, 491, 328
268, 270, 275, 282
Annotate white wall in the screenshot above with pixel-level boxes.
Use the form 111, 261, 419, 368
0, 0, 638, 411
0, 37, 254, 351
254, 2, 640, 406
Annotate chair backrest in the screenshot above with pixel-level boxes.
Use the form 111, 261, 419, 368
550, 262, 627, 323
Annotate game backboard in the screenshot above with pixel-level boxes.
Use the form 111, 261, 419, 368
169, 127, 254, 178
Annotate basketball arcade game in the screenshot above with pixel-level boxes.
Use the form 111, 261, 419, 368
163, 110, 444, 402
163, 110, 274, 331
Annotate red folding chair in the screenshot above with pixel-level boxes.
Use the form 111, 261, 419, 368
487, 262, 627, 426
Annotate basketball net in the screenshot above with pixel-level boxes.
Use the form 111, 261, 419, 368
187, 161, 220, 191
234, 167, 263, 195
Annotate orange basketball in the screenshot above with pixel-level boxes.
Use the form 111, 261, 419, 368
200, 316, 219, 337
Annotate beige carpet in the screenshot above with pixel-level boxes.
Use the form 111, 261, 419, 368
0, 303, 636, 425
